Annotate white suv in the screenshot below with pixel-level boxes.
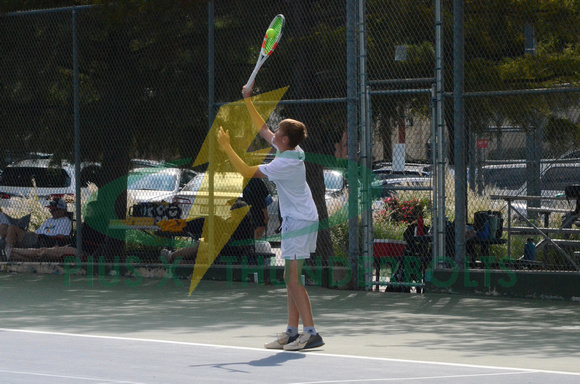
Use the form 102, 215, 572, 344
0, 159, 101, 212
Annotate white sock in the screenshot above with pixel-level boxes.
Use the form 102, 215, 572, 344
303, 326, 317, 336
286, 326, 298, 337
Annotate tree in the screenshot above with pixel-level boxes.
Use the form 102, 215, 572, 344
366, 0, 435, 162
451, 0, 580, 164
1, 0, 209, 257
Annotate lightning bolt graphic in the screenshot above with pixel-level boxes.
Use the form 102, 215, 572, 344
188, 87, 288, 295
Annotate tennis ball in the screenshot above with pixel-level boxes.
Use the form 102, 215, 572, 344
266, 28, 276, 38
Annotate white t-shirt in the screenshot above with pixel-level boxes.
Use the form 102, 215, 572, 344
259, 146, 318, 222
35, 216, 72, 237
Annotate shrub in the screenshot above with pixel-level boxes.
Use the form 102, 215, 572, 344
377, 196, 431, 224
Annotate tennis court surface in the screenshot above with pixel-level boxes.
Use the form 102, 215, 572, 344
1, 273, 579, 383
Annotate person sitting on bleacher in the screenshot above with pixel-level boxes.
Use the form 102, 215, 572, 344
7, 201, 106, 262
159, 199, 254, 264
0, 209, 30, 240
4, 198, 72, 260
0, 209, 31, 253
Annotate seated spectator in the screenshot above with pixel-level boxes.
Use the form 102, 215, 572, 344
0, 210, 30, 240
4, 198, 72, 260
445, 220, 478, 262
9, 201, 106, 262
465, 224, 478, 261
160, 199, 254, 264
403, 220, 431, 258
241, 177, 270, 239
522, 238, 537, 261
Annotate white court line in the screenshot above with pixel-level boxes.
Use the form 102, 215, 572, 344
291, 371, 536, 384
0, 368, 145, 384
2, 327, 580, 378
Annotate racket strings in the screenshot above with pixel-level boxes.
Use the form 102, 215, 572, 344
263, 16, 284, 55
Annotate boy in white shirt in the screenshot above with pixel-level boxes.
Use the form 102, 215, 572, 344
216, 83, 323, 351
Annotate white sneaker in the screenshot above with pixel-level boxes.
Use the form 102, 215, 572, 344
159, 248, 174, 262
264, 332, 299, 349
283, 332, 325, 351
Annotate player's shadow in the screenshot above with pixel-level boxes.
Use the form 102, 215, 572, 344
189, 352, 306, 373
249, 352, 306, 367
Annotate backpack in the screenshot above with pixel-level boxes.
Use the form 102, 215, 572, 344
473, 210, 503, 239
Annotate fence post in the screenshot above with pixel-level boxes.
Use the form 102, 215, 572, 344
453, 0, 466, 266
434, 0, 447, 268
346, 0, 360, 287
73, 6, 83, 258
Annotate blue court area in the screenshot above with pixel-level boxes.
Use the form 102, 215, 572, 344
2, 330, 580, 383
1, 272, 580, 383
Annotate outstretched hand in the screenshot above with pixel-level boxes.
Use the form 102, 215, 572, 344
217, 126, 231, 150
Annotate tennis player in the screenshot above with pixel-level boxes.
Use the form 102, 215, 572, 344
215, 83, 323, 351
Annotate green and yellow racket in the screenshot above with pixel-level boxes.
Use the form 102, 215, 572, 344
245, 14, 285, 89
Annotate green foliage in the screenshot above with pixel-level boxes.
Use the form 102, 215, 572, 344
499, 42, 580, 85
544, 116, 580, 147
329, 208, 349, 259
329, 205, 408, 259
372, 217, 406, 241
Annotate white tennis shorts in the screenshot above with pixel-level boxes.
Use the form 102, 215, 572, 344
280, 217, 318, 260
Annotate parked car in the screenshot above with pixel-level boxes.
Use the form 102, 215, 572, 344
127, 167, 197, 205
373, 162, 432, 175
173, 172, 281, 236
480, 161, 580, 214
0, 158, 102, 212
130, 159, 162, 169
479, 163, 527, 193
480, 161, 580, 195
174, 168, 350, 236
324, 169, 349, 214
175, 172, 245, 219
371, 165, 432, 199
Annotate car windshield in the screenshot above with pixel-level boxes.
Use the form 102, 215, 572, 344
0, 167, 71, 188
183, 174, 204, 192
128, 172, 178, 191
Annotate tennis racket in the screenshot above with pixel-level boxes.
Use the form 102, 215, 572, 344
244, 14, 285, 89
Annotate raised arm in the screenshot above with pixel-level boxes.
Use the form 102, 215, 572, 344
217, 127, 266, 179
242, 84, 274, 144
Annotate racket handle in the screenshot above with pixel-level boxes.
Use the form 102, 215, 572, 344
245, 58, 264, 90
245, 69, 259, 90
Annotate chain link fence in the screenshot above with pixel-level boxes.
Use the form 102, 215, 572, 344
1, 1, 579, 290
0, 2, 351, 276
459, 1, 580, 274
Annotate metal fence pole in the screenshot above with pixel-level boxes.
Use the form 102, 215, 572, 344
434, 0, 446, 268
346, 0, 359, 286
207, 1, 216, 263
365, 85, 374, 287
453, 0, 466, 267
358, 0, 373, 290
73, 7, 82, 257
208, 1, 215, 127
